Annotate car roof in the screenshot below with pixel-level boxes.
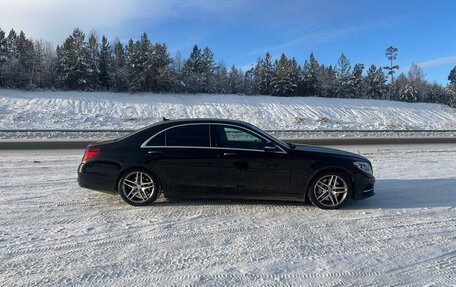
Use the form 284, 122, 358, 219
129, 118, 252, 137
151, 118, 252, 128
162, 118, 247, 124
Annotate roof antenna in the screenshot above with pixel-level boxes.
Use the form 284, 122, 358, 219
163, 117, 169, 121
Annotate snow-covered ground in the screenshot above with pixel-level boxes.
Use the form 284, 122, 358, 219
1, 89, 455, 131
0, 144, 455, 286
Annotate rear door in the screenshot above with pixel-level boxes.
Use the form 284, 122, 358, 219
213, 124, 290, 198
141, 124, 219, 196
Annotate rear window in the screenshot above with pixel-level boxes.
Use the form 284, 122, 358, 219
146, 131, 165, 146
154, 124, 209, 147
166, 125, 209, 147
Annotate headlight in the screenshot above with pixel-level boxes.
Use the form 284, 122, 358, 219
354, 161, 373, 175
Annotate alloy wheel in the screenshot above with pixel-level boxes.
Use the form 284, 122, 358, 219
122, 171, 156, 204
313, 175, 348, 208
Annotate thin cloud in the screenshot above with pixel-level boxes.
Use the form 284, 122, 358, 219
416, 56, 456, 69
248, 16, 404, 57
401, 56, 456, 74
0, 0, 236, 42
248, 25, 363, 57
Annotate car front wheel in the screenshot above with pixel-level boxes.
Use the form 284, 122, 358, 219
308, 171, 352, 209
118, 169, 160, 206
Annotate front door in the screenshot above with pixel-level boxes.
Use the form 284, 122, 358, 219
213, 124, 290, 198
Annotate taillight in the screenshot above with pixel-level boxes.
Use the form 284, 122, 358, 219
81, 147, 100, 164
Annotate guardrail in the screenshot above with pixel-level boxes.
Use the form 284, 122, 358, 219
1, 129, 455, 149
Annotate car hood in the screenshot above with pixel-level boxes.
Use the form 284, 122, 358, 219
291, 144, 368, 161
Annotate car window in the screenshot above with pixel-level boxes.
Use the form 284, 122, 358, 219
146, 131, 165, 146
166, 125, 210, 147
216, 125, 267, 150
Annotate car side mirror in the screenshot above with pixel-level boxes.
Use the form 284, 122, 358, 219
264, 144, 277, 153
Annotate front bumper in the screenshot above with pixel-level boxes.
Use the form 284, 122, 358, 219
352, 172, 375, 200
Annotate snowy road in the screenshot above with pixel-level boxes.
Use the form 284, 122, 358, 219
0, 145, 455, 286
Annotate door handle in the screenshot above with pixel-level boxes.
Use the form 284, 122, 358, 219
223, 152, 238, 156
148, 151, 163, 154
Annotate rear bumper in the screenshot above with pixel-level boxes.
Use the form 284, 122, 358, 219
352, 173, 375, 200
78, 164, 117, 194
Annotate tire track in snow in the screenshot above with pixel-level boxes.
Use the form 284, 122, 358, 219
2, 148, 456, 286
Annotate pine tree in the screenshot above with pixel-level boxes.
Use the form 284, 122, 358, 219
57, 28, 90, 90
350, 64, 364, 98
201, 47, 216, 93
73, 29, 91, 90
2, 25, 456, 106
364, 64, 387, 99
394, 73, 418, 102
98, 35, 112, 90
0, 28, 8, 86
182, 45, 204, 93
448, 66, 456, 85
125, 32, 158, 92
335, 53, 352, 98
126, 38, 144, 92
446, 85, 456, 108
140, 33, 153, 91
0, 30, 34, 88
1, 29, 21, 88
149, 43, 172, 91
112, 40, 127, 92
448, 66, 456, 107
180, 46, 218, 93
228, 65, 243, 94
0, 28, 6, 65
383, 46, 399, 84
272, 53, 297, 96
288, 57, 300, 96
6, 29, 17, 55
253, 52, 274, 95
86, 33, 100, 90
426, 83, 446, 104
301, 53, 321, 96
320, 65, 337, 98
402, 82, 419, 102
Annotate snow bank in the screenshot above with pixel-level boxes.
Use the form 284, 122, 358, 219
0, 89, 455, 130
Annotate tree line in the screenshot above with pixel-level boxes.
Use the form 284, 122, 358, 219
0, 27, 455, 107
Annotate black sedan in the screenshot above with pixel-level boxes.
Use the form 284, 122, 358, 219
78, 119, 375, 209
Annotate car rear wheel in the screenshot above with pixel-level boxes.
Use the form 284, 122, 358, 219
308, 171, 352, 209
119, 170, 159, 206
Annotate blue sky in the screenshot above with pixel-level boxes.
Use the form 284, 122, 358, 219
1, 0, 455, 84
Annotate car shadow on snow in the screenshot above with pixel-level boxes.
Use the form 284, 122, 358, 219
156, 197, 310, 208
348, 178, 456, 209
98, 178, 455, 210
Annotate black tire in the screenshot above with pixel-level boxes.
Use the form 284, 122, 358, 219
308, 171, 352, 209
118, 169, 160, 206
